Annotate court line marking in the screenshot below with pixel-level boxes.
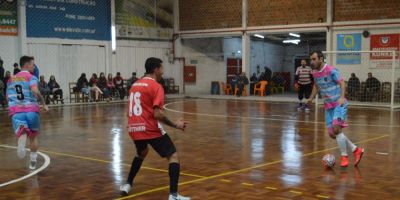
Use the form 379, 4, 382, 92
0, 145, 51, 188
38, 149, 205, 178
164, 100, 400, 128
241, 182, 254, 186
115, 134, 389, 199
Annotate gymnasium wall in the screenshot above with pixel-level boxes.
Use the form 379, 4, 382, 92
333, 0, 400, 22
0, 36, 18, 71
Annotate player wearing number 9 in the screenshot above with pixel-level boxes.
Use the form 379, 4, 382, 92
120, 57, 191, 200
6, 56, 49, 170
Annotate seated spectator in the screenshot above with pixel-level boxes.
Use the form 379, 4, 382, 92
89, 73, 103, 102
237, 72, 249, 97
107, 73, 116, 97
347, 73, 360, 100
0, 58, 4, 81
77, 73, 91, 101
39, 75, 51, 104
48, 75, 64, 103
113, 72, 125, 99
365, 72, 381, 102
127, 72, 139, 88
0, 80, 5, 109
230, 73, 240, 95
13, 63, 20, 75
271, 72, 285, 86
98, 72, 111, 101
250, 73, 258, 83
258, 72, 266, 82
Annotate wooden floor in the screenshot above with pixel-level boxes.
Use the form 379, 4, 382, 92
1, 98, 400, 200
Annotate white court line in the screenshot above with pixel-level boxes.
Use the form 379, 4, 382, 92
0, 145, 51, 188
164, 100, 400, 128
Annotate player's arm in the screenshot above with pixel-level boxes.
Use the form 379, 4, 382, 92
154, 107, 187, 131
31, 86, 49, 112
307, 83, 319, 104
338, 80, 346, 106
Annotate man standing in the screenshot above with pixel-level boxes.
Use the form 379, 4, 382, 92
120, 57, 190, 200
295, 59, 313, 112
307, 51, 364, 168
7, 56, 48, 169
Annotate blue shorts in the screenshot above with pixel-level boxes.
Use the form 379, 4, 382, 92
325, 103, 348, 136
12, 112, 40, 138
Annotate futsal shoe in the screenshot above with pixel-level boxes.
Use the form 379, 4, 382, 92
353, 147, 364, 167
340, 156, 349, 167
120, 183, 132, 195
304, 104, 311, 112
17, 134, 27, 159
297, 103, 304, 111
29, 161, 37, 170
168, 194, 191, 200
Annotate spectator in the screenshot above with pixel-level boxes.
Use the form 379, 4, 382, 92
264, 66, 272, 82
3, 71, 11, 95
33, 64, 39, 79
0, 80, 5, 109
250, 73, 258, 95
237, 72, 249, 97
13, 63, 20, 75
107, 73, 116, 97
127, 72, 139, 88
258, 72, 265, 82
98, 72, 111, 101
0, 58, 4, 81
158, 77, 168, 93
48, 75, 64, 103
295, 59, 313, 111
113, 72, 125, 99
250, 73, 257, 82
89, 73, 103, 102
347, 73, 360, 100
230, 73, 240, 95
271, 72, 285, 86
365, 72, 381, 102
39, 75, 51, 104
77, 73, 91, 102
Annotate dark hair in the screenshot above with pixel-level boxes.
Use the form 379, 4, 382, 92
81, 73, 86, 78
117, 72, 121, 76
309, 51, 324, 60
145, 57, 163, 74
19, 56, 34, 67
13, 63, 18, 67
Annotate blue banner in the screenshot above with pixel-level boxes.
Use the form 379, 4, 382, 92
336, 33, 362, 64
26, 0, 110, 40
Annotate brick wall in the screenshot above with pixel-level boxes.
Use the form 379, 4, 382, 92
179, 0, 242, 31
334, 0, 400, 22
248, 0, 326, 26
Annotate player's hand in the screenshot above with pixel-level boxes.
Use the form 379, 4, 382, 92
338, 97, 345, 106
43, 105, 49, 112
306, 98, 313, 106
175, 118, 189, 131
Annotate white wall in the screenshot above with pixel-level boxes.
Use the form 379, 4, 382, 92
250, 40, 285, 76
182, 38, 225, 94
332, 27, 400, 83
116, 40, 183, 93
0, 36, 19, 72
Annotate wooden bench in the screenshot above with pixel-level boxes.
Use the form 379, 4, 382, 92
69, 82, 88, 103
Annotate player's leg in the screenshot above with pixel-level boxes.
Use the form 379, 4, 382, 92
298, 84, 305, 110
120, 140, 149, 194
304, 84, 312, 112
12, 113, 29, 159
333, 104, 364, 167
26, 112, 40, 169
151, 134, 190, 200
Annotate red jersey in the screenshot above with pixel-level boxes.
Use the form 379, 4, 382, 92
128, 77, 165, 140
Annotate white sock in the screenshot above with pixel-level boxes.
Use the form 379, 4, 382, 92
342, 133, 357, 152
336, 133, 348, 156
30, 152, 38, 162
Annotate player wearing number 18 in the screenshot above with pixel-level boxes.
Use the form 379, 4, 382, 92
120, 57, 190, 200
6, 56, 49, 170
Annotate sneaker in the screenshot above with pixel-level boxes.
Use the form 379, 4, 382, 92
120, 183, 131, 195
340, 156, 349, 167
29, 161, 37, 170
297, 103, 304, 111
304, 104, 311, 112
17, 134, 27, 159
353, 147, 364, 167
168, 194, 191, 200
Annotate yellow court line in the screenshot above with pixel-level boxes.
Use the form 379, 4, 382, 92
241, 183, 254, 186
289, 190, 303, 195
115, 134, 389, 199
39, 149, 206, 178
220, 179, 231, 183
265, 186, 278, 190
316, 194, 330, 199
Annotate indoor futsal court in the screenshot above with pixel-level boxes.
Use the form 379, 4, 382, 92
1, 0, 400, 200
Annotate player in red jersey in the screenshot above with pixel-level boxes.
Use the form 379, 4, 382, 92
120, 57, 190, 200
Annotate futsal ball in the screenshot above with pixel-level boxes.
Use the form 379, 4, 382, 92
322, 154, 335, 168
